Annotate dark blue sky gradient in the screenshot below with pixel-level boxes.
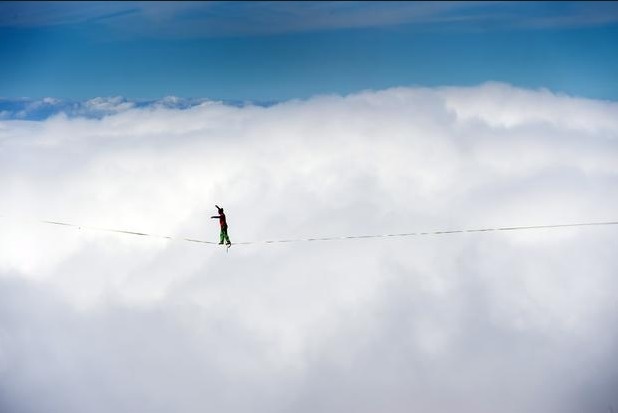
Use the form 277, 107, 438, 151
1, 1, 617, 101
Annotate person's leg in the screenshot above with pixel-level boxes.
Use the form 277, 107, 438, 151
223, 228, 231, 244
219, 229, 225, 244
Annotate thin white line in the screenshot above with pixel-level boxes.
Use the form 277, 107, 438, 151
1, 215, 617, 247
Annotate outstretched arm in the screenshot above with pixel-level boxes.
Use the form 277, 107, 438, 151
211, 215, 220, 219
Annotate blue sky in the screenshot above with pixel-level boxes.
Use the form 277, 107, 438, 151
1, 1, 618, 101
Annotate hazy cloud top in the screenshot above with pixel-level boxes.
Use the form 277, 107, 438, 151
0, 96, 269, 121
0, 82, 617, 413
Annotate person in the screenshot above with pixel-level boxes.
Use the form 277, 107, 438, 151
211, 205, 231, 245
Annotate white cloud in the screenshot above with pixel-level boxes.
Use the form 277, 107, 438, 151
0, 83, 617, 413
82, 96, 135, 114
0, 96, 221, 121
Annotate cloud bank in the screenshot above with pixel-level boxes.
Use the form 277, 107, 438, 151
0, 96, 266, 121
0, 82, 617, 413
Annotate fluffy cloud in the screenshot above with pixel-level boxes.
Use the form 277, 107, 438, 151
0, 83, 617, 413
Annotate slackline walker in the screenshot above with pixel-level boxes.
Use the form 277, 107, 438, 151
210, 204, 231, 252
1, 214, 617, 247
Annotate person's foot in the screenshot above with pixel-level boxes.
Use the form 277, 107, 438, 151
218, 242, 224, 245
226, 242, 231, 245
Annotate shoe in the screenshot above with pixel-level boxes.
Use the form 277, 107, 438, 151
218, 242, 224, 245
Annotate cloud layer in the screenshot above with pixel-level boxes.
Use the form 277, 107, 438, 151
1, 83, 617, 413
0, 96, 265, 121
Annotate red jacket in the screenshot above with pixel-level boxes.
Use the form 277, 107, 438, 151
212, 208, 228, 229
218, 213, 227, 229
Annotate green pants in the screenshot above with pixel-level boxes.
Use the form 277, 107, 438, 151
220, 227, 231, 244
